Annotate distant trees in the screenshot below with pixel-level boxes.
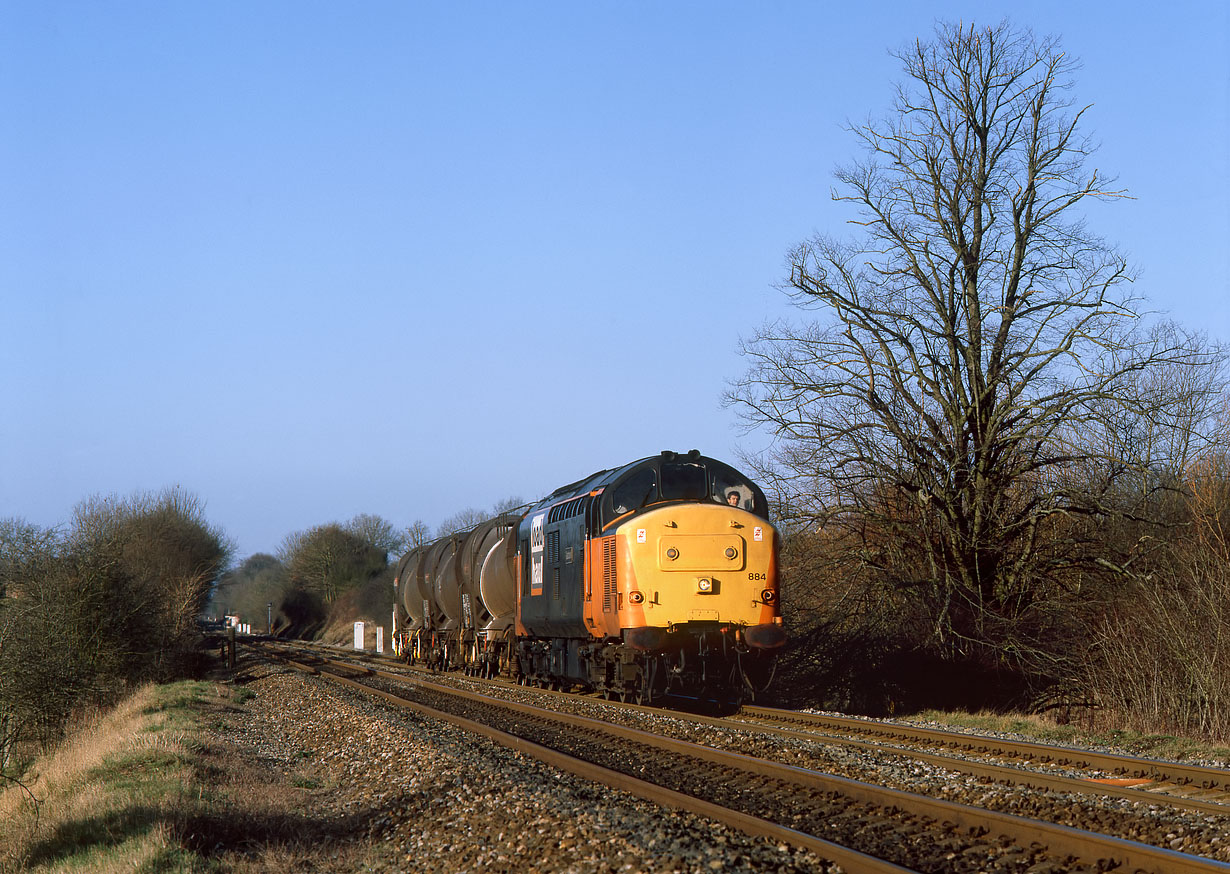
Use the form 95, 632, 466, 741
209, 513, 404, 640
0, 489, 230, 762
278, 515, 394, 603
218, 502, 531, 645
732, 20, 1229, 710
434, 497, 525, 539
344, 513, 406, 558
435, 509, 491, 538
404, 520, 430, 549
213, 553, 287, 630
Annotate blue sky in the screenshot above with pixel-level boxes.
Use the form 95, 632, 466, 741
2, 1, 1227, 559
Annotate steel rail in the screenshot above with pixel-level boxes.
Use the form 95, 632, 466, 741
268, 640, 1230, 815
653, 701, 1230, 817
256, 643, 1230, 874
255, 645, 919, 874
742, 706, 1230, 791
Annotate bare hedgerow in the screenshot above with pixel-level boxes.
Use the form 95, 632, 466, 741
1084, 453, 1230, 742
0, 489, 229, 759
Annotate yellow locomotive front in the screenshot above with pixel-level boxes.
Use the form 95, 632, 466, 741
578, 451, 784, 706
613, 502, 781, 646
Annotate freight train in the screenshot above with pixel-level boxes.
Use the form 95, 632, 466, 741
391, 450, 784, 707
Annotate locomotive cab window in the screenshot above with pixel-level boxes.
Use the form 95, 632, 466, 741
608, 467, 656, 516
660, 461, 708, 501
600, 453, 771, 528
709, 460, 769, 517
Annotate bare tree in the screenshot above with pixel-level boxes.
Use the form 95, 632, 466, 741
404, 520, 430, 549
491, 495, 527, 515
1071, 323, 1229, 518
344, 513, 405, 559
730, 21, 1213, 683
1084, 446, 1230, 741
432, 497, 527, 540
435, 508, 490, 538
279, 524, 384, 603
1, 490, 229, 758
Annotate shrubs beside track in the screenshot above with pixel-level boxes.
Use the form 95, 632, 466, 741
770, 456, 1230, 743
0, 489, 230, 776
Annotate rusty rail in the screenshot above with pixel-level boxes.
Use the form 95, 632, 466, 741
252, 642, 1230, 874
742, 706, 1230, 791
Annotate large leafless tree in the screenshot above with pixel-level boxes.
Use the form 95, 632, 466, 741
731, 21, 1216, 676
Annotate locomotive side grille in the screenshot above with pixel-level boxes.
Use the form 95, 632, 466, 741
602, 536, 616, 612
552, 567, 560, 599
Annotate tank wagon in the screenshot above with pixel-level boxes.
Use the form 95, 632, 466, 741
392, 450, 785, 706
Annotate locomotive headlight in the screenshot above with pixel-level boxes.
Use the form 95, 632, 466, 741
724, 547, 737, 559
697, 578, 714, 593
666, 547, 679, 561
629, 590, 645, 604
761, 589, 776, 603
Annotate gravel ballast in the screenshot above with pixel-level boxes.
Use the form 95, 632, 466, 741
214, 647, 1230, 872
216, 660, 837, 873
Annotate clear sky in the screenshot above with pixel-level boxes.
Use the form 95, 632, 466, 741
2, 1, 1227, 560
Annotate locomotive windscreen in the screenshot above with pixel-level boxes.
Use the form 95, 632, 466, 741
660, 461, 708, 501
604, 455, 769, 522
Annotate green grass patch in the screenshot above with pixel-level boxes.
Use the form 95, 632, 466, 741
81, 750, 191, 796
0, 680, 242, 874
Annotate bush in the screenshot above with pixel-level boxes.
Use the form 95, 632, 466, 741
1083, 457, 1230, 742
0, 489, 230, 757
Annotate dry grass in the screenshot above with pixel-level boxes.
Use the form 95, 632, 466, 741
0, 659, 385, 874
0, 682, 216, 874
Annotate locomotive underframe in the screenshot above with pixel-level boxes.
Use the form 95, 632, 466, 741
514, 622, 775, 707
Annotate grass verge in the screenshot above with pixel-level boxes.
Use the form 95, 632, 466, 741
0, 665, 377, 874
0, 681, 227, 874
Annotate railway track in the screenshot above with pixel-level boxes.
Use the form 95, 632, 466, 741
740, 706, 1230, 794
249, 640, 1230, 873
276, 638, 1230, 816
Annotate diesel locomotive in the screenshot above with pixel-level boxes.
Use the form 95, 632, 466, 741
392, 450, 784, 706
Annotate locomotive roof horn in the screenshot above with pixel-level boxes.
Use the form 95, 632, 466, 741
660, 449, 703, 461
